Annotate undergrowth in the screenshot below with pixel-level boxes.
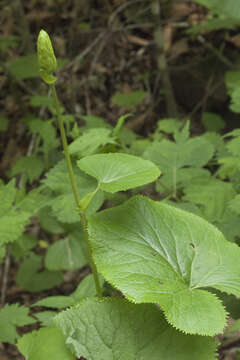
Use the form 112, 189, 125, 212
1, 1, 240, 358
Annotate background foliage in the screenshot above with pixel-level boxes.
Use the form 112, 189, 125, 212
1, 0, 240, 359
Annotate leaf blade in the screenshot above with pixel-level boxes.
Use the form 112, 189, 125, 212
88, 196, 240, 335
77, 153, 161, 193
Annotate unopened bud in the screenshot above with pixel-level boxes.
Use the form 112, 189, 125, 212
37, 29, 57, 84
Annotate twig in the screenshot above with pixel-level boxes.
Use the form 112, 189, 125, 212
151, 0, 178, 118
108, 0, 146, 27
0, 247, 10, 307
219, 338, 240, 352
11, 0, 33, 53
89, 33, 111, 77
197, 35, 233, 68
189, 77, 224, 118
65, 32, 106, 70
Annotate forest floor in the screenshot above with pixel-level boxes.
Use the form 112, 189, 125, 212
1, 0, 240, 359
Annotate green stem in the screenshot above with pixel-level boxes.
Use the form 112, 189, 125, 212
51, 84, 80, 206
50, 84, 102, 298
80, 212, 102, 298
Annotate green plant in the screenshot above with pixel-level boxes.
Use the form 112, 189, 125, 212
189, 0, 240, 33
2, 29, 240, 360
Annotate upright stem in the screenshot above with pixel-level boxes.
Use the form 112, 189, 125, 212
50, 84, 102, 297
80, 212, 102, 297
51, 85, 80, 206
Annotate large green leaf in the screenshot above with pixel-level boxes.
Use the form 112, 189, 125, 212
55, 297, 217, 360
17, 327, 75, 360
77, 153, 160, 193
156, 167, 211, 194
143, 137, 214, 172
183, 178, 236, 223
88, 196, 240, 335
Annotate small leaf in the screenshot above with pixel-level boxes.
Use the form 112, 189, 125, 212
38, 206, 65, 233
32, 296, 76, 309
55, 297, 217, 360
71, 274, 105, 301
43, 160, 104, 221
51, 190, 103, 223
30, 95, 54, 107
88, 196, 240, 335
17, 187, 51, 215
27, 118, 59, 154
34, 311, 56, 327
202, 112, 225, 132
77, 153, 161, 193
0, 35, 19, 51
112, 91, 147, 109
45, 233, 87, 271
157, 118, 182, 134
112, 114, 132, 137
8, 54, 39, 79
11, 234, 37, 259
156, 167, 211, 194
217, 209, 240, 242
69, 128, 116, 157
10, 155, 44, 184
0, 180, 30, 245
17, 327, 75, 360
228, 194, 240, 215
0, 115, 9, 131
183, 178, 235, 223
43, 159, 97, 193
226, 319, 240, 334
0, 304, 35, 344
80, 114, 111, 129
227, 136, 240, 156
17, 253, 63, 292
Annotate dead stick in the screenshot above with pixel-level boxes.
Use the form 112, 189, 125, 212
0, 247, 10, 306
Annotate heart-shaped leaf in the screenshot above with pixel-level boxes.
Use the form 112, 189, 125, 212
88, 196, 240, 335
77, 153, 161, 193
55, 297, 217, 360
